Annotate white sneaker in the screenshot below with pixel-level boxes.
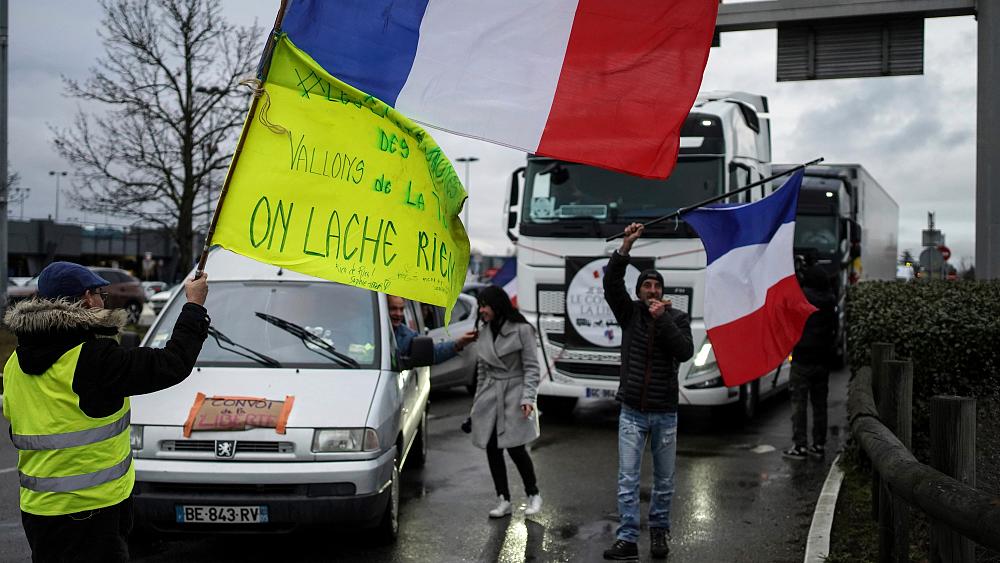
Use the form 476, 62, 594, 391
488, 495, 512, 518
524, 494, 543, 516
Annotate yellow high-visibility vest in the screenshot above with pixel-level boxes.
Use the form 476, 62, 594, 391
2, 344, 133, 516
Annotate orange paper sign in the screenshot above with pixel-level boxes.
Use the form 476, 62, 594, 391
183, 393, 295, 437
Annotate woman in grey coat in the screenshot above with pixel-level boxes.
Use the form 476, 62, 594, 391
469, 286, 543, 518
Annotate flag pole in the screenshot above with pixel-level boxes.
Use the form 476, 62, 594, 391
605, 157, 824, 242
194, 0, 290, 278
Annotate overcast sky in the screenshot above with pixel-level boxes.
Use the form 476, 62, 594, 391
7, 1, 978, 266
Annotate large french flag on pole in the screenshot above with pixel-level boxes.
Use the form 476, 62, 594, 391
681, 171, 817, 387
280, 0, 719, 179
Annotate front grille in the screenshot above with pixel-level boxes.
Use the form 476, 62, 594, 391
554, 361, 620, 379
160, 440, 294, 454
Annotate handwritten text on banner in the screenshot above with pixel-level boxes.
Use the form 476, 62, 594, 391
213, 34, 469, 315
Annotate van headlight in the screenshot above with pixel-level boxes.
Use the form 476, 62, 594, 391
130, 425, 143, 451
686, 340, 718, 379
312, 428, 380, 452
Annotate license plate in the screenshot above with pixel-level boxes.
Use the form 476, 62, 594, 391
585, 387, 616, 399
176, 505, 268, 524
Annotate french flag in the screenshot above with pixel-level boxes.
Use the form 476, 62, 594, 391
280, 0, 718, 179
490, 257, 518, 308
681, 171, 817, 387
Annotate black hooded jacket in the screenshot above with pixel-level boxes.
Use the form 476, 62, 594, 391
792, 268, 837, 365
603, 251, 694, 412
4, 298, 209, 418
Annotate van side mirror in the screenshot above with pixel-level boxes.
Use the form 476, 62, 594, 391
402, 336, 435, 368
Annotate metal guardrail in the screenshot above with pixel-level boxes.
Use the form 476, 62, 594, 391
847, 349, 1000, 561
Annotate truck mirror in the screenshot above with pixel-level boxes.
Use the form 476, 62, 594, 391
849, 220, 862, 245
509, 168, 524, 206
403, 336, 435, 368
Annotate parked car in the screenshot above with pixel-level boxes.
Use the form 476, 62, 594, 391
6, 275, 38, 303
142, 281, 170, 301
149, 284, 179, 315
90, 267, 145, 324
131, 248, 434, 542
408, 293, 479, 393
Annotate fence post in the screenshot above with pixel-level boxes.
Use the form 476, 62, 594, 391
877, 359, 912, 563
930, 396, 976, 563
870, 343, 895, 521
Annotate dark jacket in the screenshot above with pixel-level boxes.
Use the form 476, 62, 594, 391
792, 271, 837, 365
603, 251, 694, 412
4, 298, 210, 418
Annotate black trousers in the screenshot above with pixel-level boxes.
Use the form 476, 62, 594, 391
21, 496, 132, 563
486, 428, 539, 500
790, 361, 830, 447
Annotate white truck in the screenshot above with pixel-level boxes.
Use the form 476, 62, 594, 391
503, 92, 786, 419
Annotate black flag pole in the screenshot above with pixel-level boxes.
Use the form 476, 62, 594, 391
605, 157, 825, 242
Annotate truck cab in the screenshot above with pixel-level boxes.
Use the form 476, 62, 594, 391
505, 92, 786, 419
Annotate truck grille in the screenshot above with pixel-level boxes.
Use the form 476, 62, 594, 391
160, 440, 294, 454
553, 361, 620, 379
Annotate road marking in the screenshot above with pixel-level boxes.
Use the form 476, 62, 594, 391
751, 444, 776, 454
804, 453, 845, 563
0, 467, 17, 474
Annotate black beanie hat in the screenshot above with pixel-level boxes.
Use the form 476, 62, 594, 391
635, 269, 664, 294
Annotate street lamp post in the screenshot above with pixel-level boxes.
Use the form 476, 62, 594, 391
454, 156, 479, 237
49, 170, 67, 222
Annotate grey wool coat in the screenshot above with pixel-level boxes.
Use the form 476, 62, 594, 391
470, 320, 541, 449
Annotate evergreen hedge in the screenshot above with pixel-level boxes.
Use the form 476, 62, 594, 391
846, 280, 1000, 535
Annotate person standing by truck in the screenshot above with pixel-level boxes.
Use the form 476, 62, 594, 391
602, 223, 694, 561
782, 265, 837, 460
3, 261, 210, 562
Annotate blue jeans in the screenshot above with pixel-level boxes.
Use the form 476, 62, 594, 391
616, 405, 678, 542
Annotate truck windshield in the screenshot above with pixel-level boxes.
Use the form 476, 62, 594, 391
146, 281, 379, 369
522, 157, 724, 228
794, 215, 840, 257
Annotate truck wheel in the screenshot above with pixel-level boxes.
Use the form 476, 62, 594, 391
730, 380, 759, 422
374, 461, 400, 544
409, 406, 428, 469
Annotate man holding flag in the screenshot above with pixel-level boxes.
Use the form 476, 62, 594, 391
603, 223, 693, 561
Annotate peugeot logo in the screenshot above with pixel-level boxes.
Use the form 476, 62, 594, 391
215, 440, 236, 458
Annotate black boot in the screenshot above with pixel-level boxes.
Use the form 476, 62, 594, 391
603, 539, 638, 560
650, 527, 670, 559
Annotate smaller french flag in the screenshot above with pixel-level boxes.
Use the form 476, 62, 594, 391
491, 257, 518, 308
681, 171, 816, 387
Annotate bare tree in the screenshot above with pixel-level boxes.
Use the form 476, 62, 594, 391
4, 169, 20, 192
53, 0, 262, 276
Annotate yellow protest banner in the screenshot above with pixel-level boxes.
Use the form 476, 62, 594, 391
212, 34, 469, 315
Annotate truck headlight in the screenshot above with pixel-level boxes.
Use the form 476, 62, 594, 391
686, 340, 718, 379
684, 376, 725, 389
130, 425, 143, 451
312, 428, 380, 452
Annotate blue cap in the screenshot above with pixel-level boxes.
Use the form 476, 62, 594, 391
37, 262, 110, 299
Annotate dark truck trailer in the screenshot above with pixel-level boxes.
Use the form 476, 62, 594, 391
773, 163, 899, 367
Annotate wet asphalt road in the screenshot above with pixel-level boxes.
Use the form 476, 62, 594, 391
0, 368, 848, 562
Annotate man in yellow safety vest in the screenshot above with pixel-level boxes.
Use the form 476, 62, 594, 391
3, 262, 209, 562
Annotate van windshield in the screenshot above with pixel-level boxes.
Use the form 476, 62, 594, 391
146, 281, 379, 369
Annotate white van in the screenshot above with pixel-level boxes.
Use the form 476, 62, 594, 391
130, 249, 433, 542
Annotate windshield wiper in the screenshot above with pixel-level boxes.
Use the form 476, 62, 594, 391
254, 312, 361, 369
206, 325, 282, 368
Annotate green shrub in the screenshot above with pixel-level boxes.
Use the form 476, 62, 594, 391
847, 280, 1000, 560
